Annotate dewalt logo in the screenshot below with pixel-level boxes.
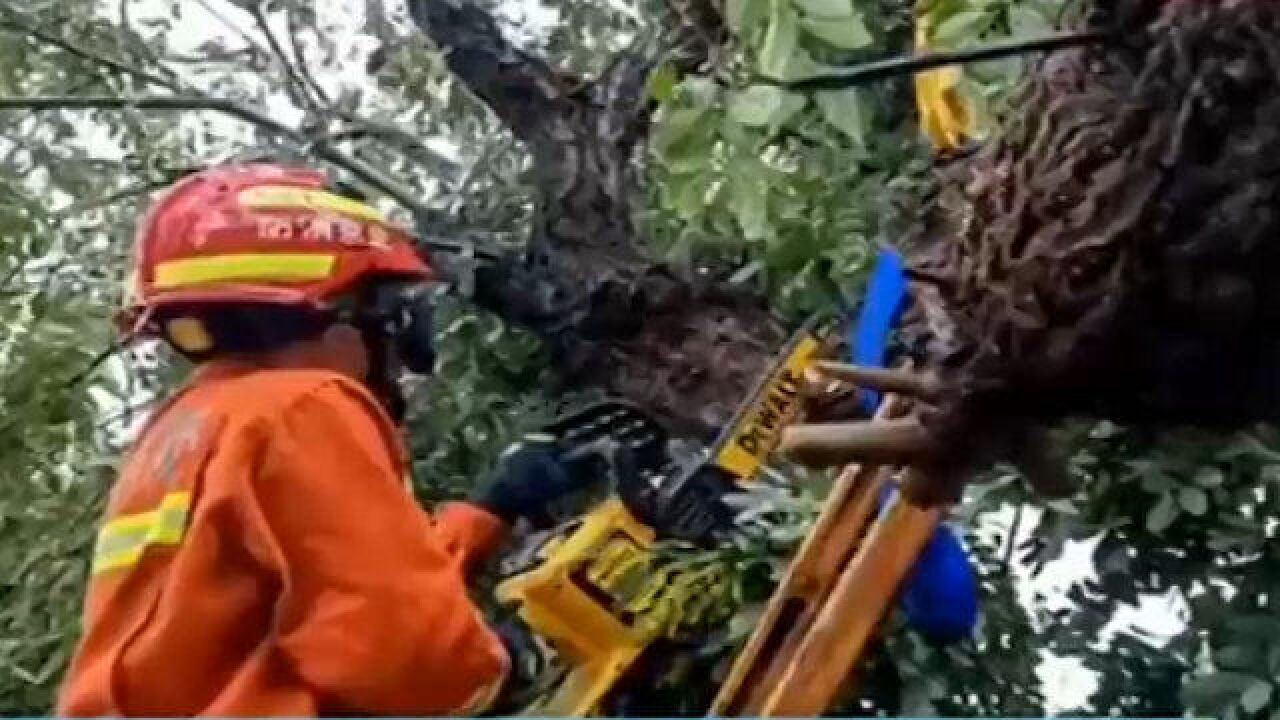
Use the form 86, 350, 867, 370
714, 333, 822, 480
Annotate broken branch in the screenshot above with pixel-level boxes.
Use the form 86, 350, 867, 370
811, 361, 944, 401
779, 417, 940, 468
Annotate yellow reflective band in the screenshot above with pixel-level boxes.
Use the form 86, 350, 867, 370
153, 253, 337, 289
238, 185, 386, 224
91, 492, 192, 576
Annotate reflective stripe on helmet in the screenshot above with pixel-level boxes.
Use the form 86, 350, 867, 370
238, 185, 386, 223
153, 253, 337, 288
91, 491, 192, 575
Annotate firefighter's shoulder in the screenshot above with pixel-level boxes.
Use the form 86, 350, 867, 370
210, 367, 385, 423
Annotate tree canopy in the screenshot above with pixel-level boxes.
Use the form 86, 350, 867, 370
0, 1, 1276, 718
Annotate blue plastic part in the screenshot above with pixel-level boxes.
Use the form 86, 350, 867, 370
852, 249, 979, 644
852, 250, 910, 414
875, 485, 980, 643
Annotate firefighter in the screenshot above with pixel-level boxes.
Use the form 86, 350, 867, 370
57, 163, 576, 716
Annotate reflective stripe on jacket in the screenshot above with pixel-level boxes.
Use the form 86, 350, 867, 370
57, 363, 510, 717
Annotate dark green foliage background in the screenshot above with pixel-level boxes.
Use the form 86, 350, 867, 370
0, 0, 1271, 717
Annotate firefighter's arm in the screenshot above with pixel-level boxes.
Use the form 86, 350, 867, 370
433, 501, 507, 573
247, 380, 509, 716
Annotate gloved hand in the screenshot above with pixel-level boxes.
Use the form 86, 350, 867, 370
469, 436, 595, 525
493, 618, 545, 685
487, 618, 551, 715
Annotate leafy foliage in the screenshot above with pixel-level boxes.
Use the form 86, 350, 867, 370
0, 0, 1275, 718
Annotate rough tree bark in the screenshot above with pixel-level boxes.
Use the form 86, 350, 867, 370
784, 0, 1280, 503
408, 0, 788, 442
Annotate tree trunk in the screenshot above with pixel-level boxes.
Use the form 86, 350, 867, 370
409, 0, 787, 442
798, 0, 1280, 501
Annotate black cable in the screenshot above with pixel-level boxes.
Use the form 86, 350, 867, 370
777, 30, 1113, 93
64, 342, 121, 389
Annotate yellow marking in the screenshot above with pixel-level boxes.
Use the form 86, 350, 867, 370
153, 253, 336, 288
238, 186, 386, 223
714, 334, 822, 480
92, 492, 192, 575
165, 316, 214, 353
914, 1, 983, 151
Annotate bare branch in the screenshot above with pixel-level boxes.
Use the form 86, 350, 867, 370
1001, 503, 1024, 573
0, 12, 178, 92
285, 3, 334, 107
53, 175, 188, 221
335, 110, 460, 176
248, 0, 327, 112
779, 418, 940, 468
193, 0, 269, 56
116, 0, 187, 88
0, 95, 428, 217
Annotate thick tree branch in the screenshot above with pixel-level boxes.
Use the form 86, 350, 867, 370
405, 0, 790, 441
406, 0, 569, 147
666, 0, 727, 73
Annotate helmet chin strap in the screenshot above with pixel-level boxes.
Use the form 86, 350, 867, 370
340, 280, 437, 425
357, 322, 408, 424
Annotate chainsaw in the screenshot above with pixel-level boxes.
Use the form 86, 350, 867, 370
492, 318, 831, 716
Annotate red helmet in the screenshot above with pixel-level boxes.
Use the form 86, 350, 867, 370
121, 163, 435, 342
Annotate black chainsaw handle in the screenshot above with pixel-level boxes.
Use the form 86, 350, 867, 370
522, 399, 736, 546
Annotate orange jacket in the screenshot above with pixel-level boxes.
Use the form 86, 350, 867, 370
57, 362, 511, 717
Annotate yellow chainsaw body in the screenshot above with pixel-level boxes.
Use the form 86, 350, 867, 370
495, 498, 659, 716
495, 325, 827, 716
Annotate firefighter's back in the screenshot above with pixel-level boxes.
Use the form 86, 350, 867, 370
57, 362, 398, 717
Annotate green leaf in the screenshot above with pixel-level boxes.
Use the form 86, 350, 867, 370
760, 0, 799, 79
1243, 680, 1274, 714
726, 0, 772, 36
728, 161, 771, 241
1183, 672, 1259, 711
933, 10, 991, 47
669, 173, 709, 220
1008, 5, 1053, 39
1178, 486, 1208, 515
1231, 616, 1280, 642
728, 85, 783, 126
792, 0, 851, 17
1146, 492, 1179, 534
1217, 645, 1259, 670
654, 107, 708, 153
816, 87, 870, 144
1194, 466, 1226, 487
772, 91, 808, 129
799, 13, 873, 50
647, 63, 679, 103
680, 76, 721, 108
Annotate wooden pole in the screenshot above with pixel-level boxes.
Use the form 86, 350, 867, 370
710, 395, 906, 716
759, 470, 942, 716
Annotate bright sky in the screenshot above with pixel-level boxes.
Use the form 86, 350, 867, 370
71, 0, 1190, 712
